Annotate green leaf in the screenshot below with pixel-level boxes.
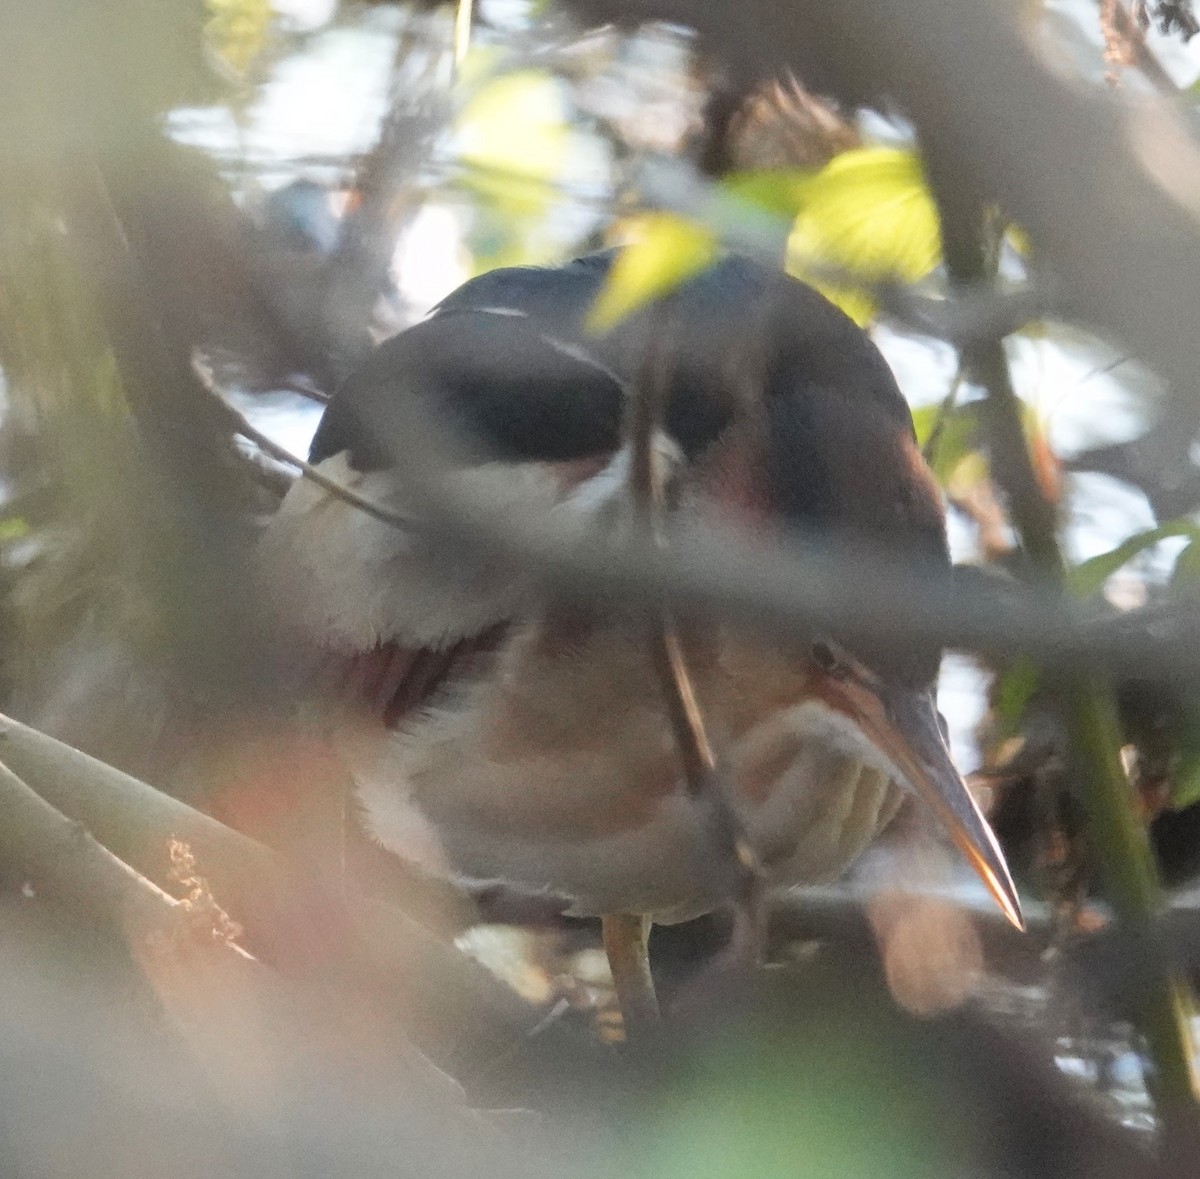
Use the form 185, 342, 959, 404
586, 214, 717, 332
786, 146, 942, 325
1170, 745, 1200, 811
1005, 223, 1033, 257
912, 403, 982, 484
1170, 538, 1200, 589
456, 69, 571, 218
1067, 520, 1200, 599
0, 517, 29, 543
995, 656, 1039, 736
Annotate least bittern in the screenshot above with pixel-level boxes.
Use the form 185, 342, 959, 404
261, 251, 1022, 1028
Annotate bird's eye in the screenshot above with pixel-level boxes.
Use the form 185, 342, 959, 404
811, 641, 843, 675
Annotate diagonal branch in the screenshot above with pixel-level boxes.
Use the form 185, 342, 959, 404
0, 711, 577, 1074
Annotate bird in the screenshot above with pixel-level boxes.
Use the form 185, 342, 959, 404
259, 248, 1022, 1024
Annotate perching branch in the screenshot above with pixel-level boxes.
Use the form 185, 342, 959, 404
195, 358, 423, 531
0, 711, 579, 1076
0, 753, 228, 948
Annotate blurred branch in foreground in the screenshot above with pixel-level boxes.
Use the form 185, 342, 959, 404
0, 710, 583, 1087
1, 709, 1192, 1179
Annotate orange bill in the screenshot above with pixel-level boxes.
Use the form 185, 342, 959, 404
821, 668, 1024, 931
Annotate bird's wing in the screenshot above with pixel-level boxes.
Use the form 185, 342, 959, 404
322, 629, 506, 732
287, 251, 923, 727
291, 281, 637, 732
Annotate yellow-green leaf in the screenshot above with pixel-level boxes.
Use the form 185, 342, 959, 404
1006, 223, 1033, 257
912, 403, 982, 484
205, 0, 272, 75
786, 146, 941, 325
0, 517, 29, 543
456, 70, 571, 217
587, 214, 716, 333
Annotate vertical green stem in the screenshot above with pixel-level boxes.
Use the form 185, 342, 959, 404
981, 330, 1198, 1120
928, 168, 1198, 1119
1069, 687, 1199, 1114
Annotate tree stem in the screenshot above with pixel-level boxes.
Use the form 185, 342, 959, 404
930, 176, 1199, 1121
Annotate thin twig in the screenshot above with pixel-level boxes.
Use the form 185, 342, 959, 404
193, 358, 417, 531
321, 10, 452, 372
921, 366, 966, 466
626, 314, 764, 959
1099, 0, 1180, 92
347, 361, 1200, 690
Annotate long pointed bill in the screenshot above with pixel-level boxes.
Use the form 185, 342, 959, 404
823, 672, 1024, 931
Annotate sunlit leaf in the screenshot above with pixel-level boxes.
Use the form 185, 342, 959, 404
587, 213, 716, 332
786, 147, 942, 325
0, 517, 29, 543
1006, 223, 1033, 257
205, 0, 272, 76
450, 62, 582, 270
1067, 520, 1200, 599
944, 450, 992, 501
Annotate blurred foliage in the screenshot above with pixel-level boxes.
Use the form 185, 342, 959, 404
0, 2, 214, 159
454, 61, 580, 268
721, 168, 813, 217
629, 1026, 947, 1179
994, 655, 1041, 740
588, 146, 941, 328
1067, 521, 1200, 599
785, 147, 941, 324
456, 65, 572, 205
913, 401, 981, 483
589, 213, 716, 330
205, 0, 274, 75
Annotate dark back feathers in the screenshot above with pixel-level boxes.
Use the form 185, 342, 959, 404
310, 252, 949, 683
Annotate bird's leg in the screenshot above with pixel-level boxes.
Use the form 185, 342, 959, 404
726, 858, 767, 970
602, 913, 659, 1036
